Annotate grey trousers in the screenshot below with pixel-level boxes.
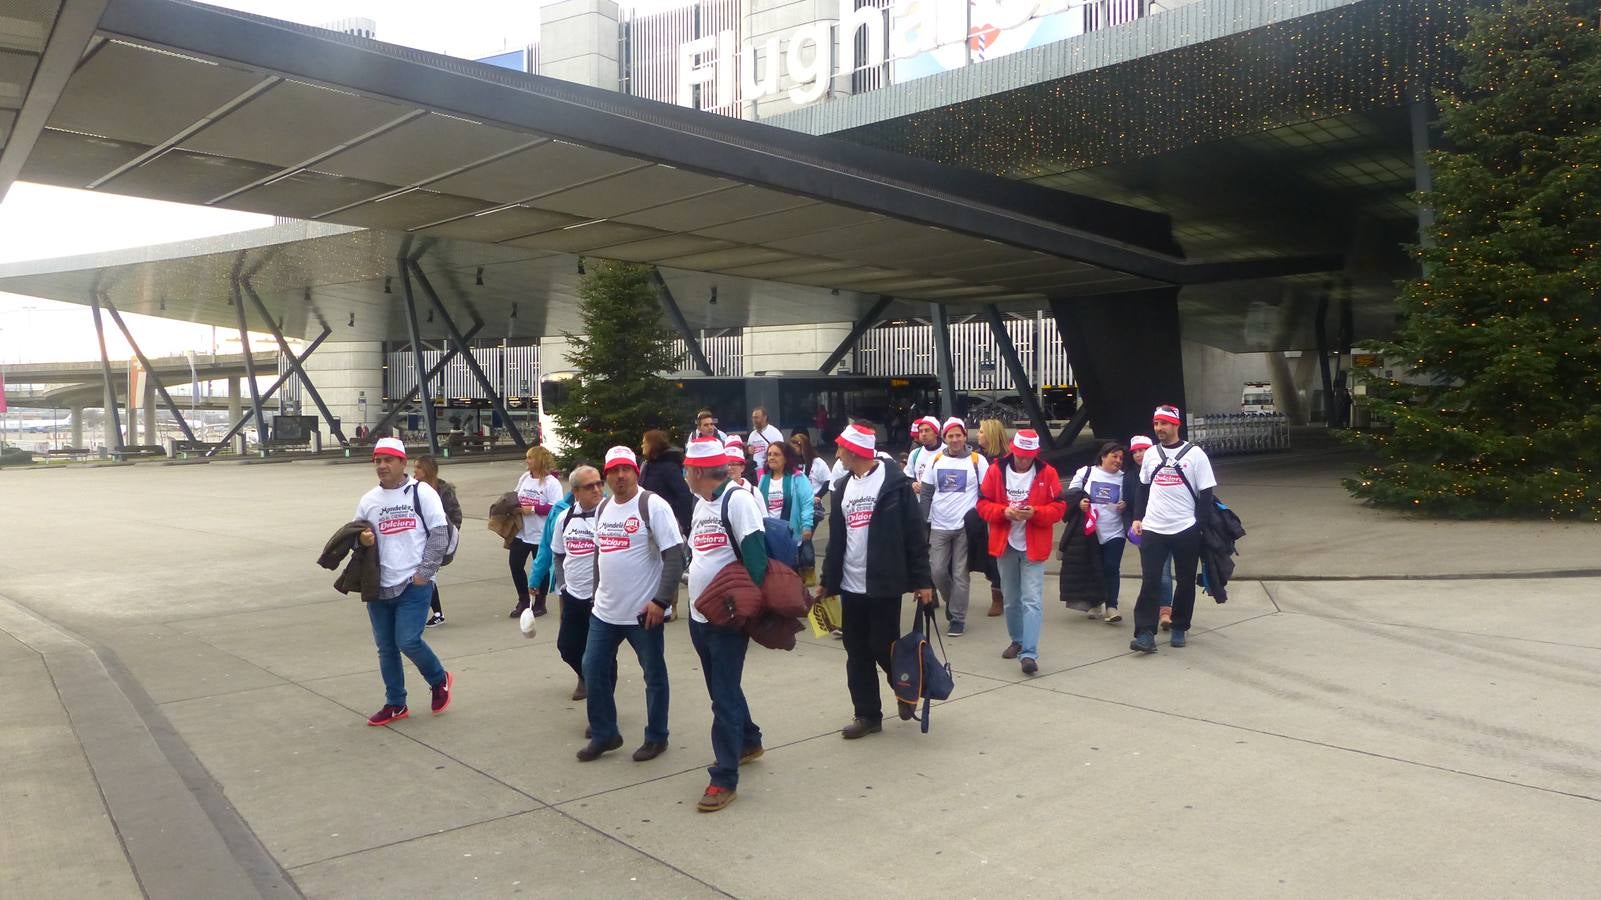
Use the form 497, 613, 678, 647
929, 526, 971, 623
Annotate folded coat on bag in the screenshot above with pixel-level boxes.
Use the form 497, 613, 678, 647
693, 561, 766, 628
318, 519, 382, 602
487, 491, 523, 548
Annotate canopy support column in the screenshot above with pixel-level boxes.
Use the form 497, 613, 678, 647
818, 295, 893, 374
983, 305, 1055, 450
240, 278, 348, 447
408, 261, 526, 450
649, 269, 713, 376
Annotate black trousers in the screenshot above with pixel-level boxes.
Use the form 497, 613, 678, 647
840, 592, 903, 721
1134, 525, 1202, 635
558, 591, 593, 678
508, 540, 538, 605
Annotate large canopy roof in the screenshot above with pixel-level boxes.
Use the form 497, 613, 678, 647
0, 0, 1333, 344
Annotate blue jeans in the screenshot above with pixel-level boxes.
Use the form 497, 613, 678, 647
367, 582, 447, 708
997, 547, 1045, 661
1100, 537, 1127, 608
689, 620, 761, 789
582, 614, 669, 744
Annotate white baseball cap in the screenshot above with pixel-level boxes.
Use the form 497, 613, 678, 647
372, 437, 407, 460
603, 446, 638, 473
941, 416, 966, 436
1011, 429, 1041, 458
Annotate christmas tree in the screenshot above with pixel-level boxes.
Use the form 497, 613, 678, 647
552, 261, 685, 468
1346, 0, 1601, 520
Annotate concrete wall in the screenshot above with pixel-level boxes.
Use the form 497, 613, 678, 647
540, 0, 620, 88
742, 322, 854, 372
1180, 339, 1272, 416
300, 341, 384, 441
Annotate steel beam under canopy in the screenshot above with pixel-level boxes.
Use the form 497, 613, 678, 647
240, 279, 347, 447
818, 295, 895, 374
397, 261, 440, 455
407, 260, 526, 450
205, 327, 331, 456
229, 278, 269, 451
983, 305, 1054, 450
368, 320, 483, 439
89, 294, 125, 452
650, 269, 713, 377
931, 303, 956, 420
102, 299, 197, 443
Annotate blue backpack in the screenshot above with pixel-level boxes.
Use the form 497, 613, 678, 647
721, 489, 798, 568
891, 604, 955, 733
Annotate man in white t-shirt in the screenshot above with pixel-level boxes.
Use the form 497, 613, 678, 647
918, 417, 989, 637
746, 406, 784, 461
815, 423, 934, 740
352, 438, 453, 727
905, 416, 943, 494
551, 465, 603, 703
683, 437, 768, 812
577, 447, 686, 763
1129, 405, 1217, 653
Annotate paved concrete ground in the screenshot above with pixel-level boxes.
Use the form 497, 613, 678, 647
2, 448, 1599, 899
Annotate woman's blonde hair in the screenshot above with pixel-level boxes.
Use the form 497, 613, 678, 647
978, 419, 1007, 458
524, 445, 556, 475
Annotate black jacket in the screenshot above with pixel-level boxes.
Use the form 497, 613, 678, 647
822, 460, 933, 599
1056, 487, 1105, 611
319, 519, 381, 603
640, 447, 695, 533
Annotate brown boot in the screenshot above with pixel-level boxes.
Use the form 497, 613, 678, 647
572, 678, 587, 701
987, 589, 1004, 617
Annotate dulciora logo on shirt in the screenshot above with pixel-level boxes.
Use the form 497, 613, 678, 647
1153, 464, 1185, 488
691, 519, 730, 552
378, 505, 417, 535
845, 497, 875, 528
596, 519, 637, 552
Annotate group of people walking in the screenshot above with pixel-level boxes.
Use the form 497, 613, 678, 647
326, 402, 1221, 814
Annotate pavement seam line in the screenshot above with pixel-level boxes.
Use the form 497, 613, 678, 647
1271, 608, 1601, 652
1020, 681, 1601, 805
33, 650, 152, 900
282, 808, 538, 872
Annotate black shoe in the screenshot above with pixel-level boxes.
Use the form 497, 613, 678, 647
841, 717, 883, 739
1129, 632, 1157, 654
576, 735, 622, 761
509, 601, 529, 619
632, 740, 668, 762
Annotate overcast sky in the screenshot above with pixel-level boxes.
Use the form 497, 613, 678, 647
0, 0, 680, 365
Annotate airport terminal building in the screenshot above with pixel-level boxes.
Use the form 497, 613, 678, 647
0, 0, 1463, 456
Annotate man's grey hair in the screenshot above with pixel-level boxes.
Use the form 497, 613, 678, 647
568, 465, 600, 491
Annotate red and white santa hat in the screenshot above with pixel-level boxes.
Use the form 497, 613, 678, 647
915, 415, 942, 435
1011, 429, 1041, 458
1153, 405, 1182, 426
1129, 434, 1154, 451
836, 423, 877, 459
685, 436, 727, 468
603, 446, 638, 473
372, 437, 407, 460
941, 416, 966, 435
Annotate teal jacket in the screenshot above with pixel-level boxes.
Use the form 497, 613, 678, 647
527, 492, 575, 592
755, 471, 814, 544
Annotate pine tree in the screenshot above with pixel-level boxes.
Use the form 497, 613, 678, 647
1346, 0, 1601, 520
551, 261, 685, 467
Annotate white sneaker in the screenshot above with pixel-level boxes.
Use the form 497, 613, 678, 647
1087, 603, 1103, 619
1104, 608, 1123, 624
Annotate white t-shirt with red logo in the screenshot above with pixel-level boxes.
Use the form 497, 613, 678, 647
515, 472, 563, 544
551, 505, 599, 600
687, 485, 766, 624
1003, 465, 1036, 551
920, 449, 989, 531
355, 478, 447, 589
764, 475, 787, 516
839, 462, 886, 594
592, 491, 684, 625
1139, 442, 1217, 534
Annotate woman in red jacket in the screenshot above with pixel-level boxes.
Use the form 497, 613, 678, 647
976, 429, 1067, 675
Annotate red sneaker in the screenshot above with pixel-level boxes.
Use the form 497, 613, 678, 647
367, 704, 408, 726
431, 671, 454, 714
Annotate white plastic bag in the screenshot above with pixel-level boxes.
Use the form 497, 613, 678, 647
519, 606, 538, 639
